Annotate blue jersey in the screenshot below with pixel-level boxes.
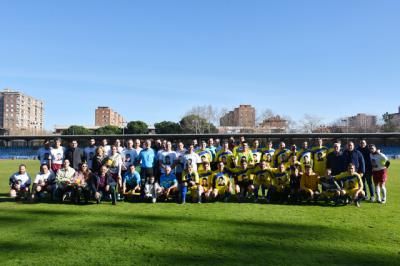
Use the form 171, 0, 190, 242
160, 173, 178, 189
123, 171, 141, 187
137, 148, 156, 168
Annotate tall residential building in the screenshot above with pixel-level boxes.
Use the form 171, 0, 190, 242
95, 106, 125, 127
386, 106, 400, 126
220, 104, 256, 128
0, 88, 44, 135
346, 113, 377, 132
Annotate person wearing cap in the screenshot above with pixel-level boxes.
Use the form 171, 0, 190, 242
159, 166, 178, 201
370, 144, 390, 203
300, 164, 320, 201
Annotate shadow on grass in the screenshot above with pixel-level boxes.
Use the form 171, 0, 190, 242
0, 193, 15, 203
0, 207, 398, 265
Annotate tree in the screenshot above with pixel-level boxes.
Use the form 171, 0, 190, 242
154, 121, 182, 134
299, 114, 323, 133
126, 121, 148, 134
95, 125, 122, 135
62, 125, 92, 135
256, 108, 274, 125
180, 114, 218, 134
185, 105, 221, 126
381, 112, 399, 132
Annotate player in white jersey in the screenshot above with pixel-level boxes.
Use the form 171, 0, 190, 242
51, 138, 65, 173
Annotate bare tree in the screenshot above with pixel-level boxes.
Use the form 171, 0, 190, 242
299, 114, 323, 133
256, 108, 274, 125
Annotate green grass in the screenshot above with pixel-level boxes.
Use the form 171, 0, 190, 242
0, 160, 399, 266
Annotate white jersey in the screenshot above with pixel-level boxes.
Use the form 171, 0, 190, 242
370, 152, 388, 171
38, 147, 52, 165
34, 171, 55, 184
51, 146, 65, 165
175, 149, 187, 174
184, 153, 201, 172
122, 148, 138, 170
160, 151, 177, 174
84, 146, 97, 169
10, 172, 31, 186
107, 153, 123, 175
102, 145, 111, 156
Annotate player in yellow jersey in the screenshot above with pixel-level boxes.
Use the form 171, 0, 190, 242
198, 161, 214, 201
273, 142, 289, 167
267, 163, 290, 203
230, 160, 254, 202
196, 141, 213, 165
300, 164, 320, 201
261, 140, 275, 165
335, 163, 365, 207
215, 141, 234, 168
180, 164, 201, 203
251, 139, 263, 165
233, 142, 255, 168
312, 138, 329, 176
253, 160, 272, 202
210, 162, 232, 202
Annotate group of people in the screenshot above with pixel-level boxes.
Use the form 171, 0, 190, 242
8, 136, 391, 207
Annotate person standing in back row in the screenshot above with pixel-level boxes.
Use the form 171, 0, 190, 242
65, 140, 84, 171
357, 139, 374, 201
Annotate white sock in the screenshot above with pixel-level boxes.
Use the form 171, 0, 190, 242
376, 186, 381, 202
382, 185, 387, 201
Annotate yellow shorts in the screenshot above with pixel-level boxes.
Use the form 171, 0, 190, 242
345, 188, 359, 198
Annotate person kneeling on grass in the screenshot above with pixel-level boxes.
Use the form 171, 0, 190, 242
144, 176, 161, 203
300, 165, 320, 202
335, 163, 365, 207
71, 163, 92, 204
267, 163, 290, 203
55, 159, 75, 202
159, 166, 178, 202
180, 164, 201, 204
210, 162, 232, 202
123, 164, 141, 198
31, 164, 56, 202
9, 164, 31, 200
320, 169, 342, 205
253, 160, 272, 203
94, 165, 117, 205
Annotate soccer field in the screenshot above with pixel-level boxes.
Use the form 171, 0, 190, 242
0, 160, 399, 266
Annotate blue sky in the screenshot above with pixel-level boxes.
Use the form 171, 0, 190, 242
1, 0, 400, 129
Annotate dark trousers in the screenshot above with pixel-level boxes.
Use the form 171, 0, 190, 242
362, 172, 374, 198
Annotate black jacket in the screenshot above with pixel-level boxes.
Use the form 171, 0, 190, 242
343, 149, 365, 174
65, 147, 84, 170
